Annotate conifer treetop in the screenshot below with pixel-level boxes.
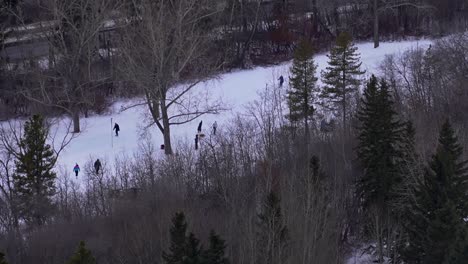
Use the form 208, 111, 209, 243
287, 39, 318, 126
67, 241, 96, 264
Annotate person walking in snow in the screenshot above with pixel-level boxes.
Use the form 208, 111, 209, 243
195, 134, 199, 150
113, 123, 120, 136
73, 163, 80, 177
278, 75, 284, 87
94, 159, 102, 174
197, 121, 203, 133
212, 121, 218, 135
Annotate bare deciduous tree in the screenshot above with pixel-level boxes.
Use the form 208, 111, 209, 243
371, 0, 433, 48
19, 0, 121, 133
118, 0, 224, 154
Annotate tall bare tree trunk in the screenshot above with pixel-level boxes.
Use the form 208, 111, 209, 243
160, 101, 173, 155
342, 63, 347, 132
72, 109, 80, 133
312, 0, 319, 35
373, 0, 380, 48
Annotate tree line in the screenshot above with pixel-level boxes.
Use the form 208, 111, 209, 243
1, 0, 468, 152
1, 1, 468, 264
0, 31, 467, 262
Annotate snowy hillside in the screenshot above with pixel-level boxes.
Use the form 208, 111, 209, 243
49, 39, 431, 181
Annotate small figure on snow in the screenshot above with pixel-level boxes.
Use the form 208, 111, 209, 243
94, 159, 102, 174
113, 123, 120, 137
73, 163, 80, 177
278, 75, 284, 87
195, 134, 199, 150
197, 120, 203, 133
212, 121, 218, 135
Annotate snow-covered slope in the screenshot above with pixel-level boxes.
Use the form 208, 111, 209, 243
45, 39, 431, 178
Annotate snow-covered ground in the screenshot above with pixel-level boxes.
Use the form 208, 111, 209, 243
50, 39, 431, 176
1, 39, 432, 186
0, 38, 432, 264
345, 244, 391, 264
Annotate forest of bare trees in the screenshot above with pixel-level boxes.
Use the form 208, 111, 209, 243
0, 0, 468, 263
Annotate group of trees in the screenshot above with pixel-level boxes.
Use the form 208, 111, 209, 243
2, 240, 97, 264
284, 30, 468, 262
1, 1, 468, 264
356, 75, 468, 262
118, 0, 223, 154
353, 42, 468, 261
286, 31, 364, 137
0, 99, 342, 264
163, 212, 229, 264
1, 0, 467, 150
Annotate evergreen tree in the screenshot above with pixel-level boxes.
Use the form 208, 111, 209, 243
13, 114, 57, 226
393, 120, 419, 214
356, 76, 403, 210
256, 192, 289, 264
321, 32, 365, 130
162, 212, 207, 264
67, 241, 96, 264
402, 120, 468, 263
184, 233, 203, 264
401, 121, 416, 163
163, 212, 189, 264
0, 252, 7, 264
287, 39, 318, 139
203, 231, 229, 264
356, 76, 405, 262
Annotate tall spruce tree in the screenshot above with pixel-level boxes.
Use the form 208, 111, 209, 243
393, 121, 419, 212
257, 192, 289, 264
287, 39, 318, 139
67, 241, 96, 264
356, 76, 404, 262
393, 120, 420, 238
163, 212, 207, 264
321, 32, 365, 131
356, 75, 403, 210
163, 212, 189, 264
185, 233, 203, 264
402, 120, 468, 263
401, 121, 416, 163
203, 231, 229, 264
13, 114, 57, 226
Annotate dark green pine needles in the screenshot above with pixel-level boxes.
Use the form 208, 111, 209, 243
402, 120, 468, 264
356, 75, 404, 211
287, 39, 318, 137
13, 114, 57, 226
321, 32, 365, 129
203, 231, 229, 264
67, 241, 96, 264
163, 212, 229, 264
163, 212, 189, 264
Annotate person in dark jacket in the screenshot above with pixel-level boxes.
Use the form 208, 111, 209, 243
73, 163, 80, 177
278, 75, 284, 87
195, 134, 199, 150
212, 121, 218, 135
197, 121, 203, 133
113, 123, 120, 136
94, 159, 102, 174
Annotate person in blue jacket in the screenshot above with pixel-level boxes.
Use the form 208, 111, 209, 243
73, 163, 80, 177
